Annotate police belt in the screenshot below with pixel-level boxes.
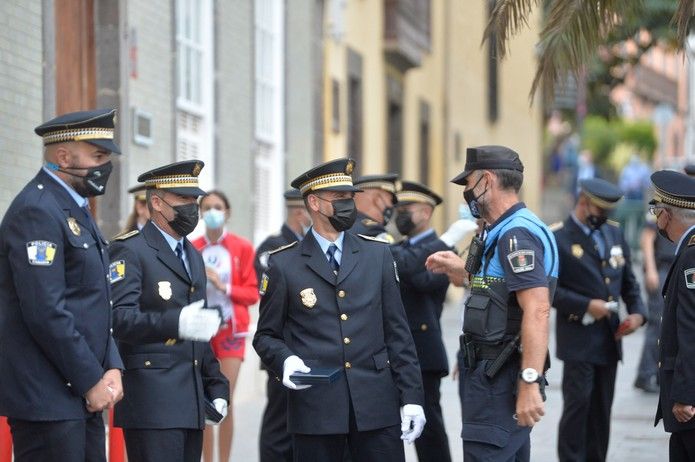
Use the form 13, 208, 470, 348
460, 333, 520, 378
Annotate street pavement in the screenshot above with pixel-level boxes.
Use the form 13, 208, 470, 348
228, 289, 669, 462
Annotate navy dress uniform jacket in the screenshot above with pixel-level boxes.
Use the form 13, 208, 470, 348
0, 169, 123, 420
552, 217, 646, 364
656, 227, 695, 432
393, 232, 449, 376
255, 224, 299, 280
109, 221, 228, 430
253, 231, 424, 435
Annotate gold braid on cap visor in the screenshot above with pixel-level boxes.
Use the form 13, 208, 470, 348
42, 128, 114, 145
299, 173, 354, 194
583, 190, 621, 209
355, 181, 396, 193
144, 175, 200, 189
653, 188, 695, 209
396, 191, 437, 207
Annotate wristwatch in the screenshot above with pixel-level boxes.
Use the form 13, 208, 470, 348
519, 368, 543, 384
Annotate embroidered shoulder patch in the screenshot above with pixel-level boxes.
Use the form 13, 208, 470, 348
26, 241, 57, 266
684, 268, 695, 289
507, 249, 535, 273
109, 260, 125, 284
259, 273, 270, 295
688, 235, 695, 247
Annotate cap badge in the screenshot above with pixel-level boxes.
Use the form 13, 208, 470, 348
67, 217, 81, 236
345, 162, 353, 175
158, 281, 173, 300
299, 288, 317, 308
192, 162, 202, 177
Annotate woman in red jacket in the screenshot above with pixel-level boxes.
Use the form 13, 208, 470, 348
192, 190, 259, 462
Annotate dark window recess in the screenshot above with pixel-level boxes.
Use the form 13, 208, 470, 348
347, 48, 363, 174
387, 101, 403, 174
419, 100, 430, 183
487, 0, 499, 123
332, 79, 340, 133
454, 132, 462, 162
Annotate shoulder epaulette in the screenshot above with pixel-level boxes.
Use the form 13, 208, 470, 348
362, 218, 379, 227
548, 221, 564, 232
688, 235, 695, 247
358, 233, 389, 243
112, 229, 139, 241
268, 241, 298, 255
606, 219, 620, 227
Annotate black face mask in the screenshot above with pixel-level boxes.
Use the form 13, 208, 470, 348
395, 210, 416, 236
161, 198, 199, 236
317, 196, 357, 232
383, 206, 395, 225
463, 175, 487, 219
587, 214, 607, 231
59, 161, 113, 197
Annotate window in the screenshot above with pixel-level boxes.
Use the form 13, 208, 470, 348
387, 75, 403, 174
487, 0, 499, 123
419, 100, 430, 184
347, 49, 363, 173
175, 0, 214, 190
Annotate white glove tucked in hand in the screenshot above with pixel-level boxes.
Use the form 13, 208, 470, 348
178, 299, 221, 341
440, 219, 478, 247
282, 355, 312, 390
205, 398, 228, 425
400, 404, 426, 444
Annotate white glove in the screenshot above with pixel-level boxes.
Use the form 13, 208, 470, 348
205, 398, 228, 425
178, 299, 221, 341
282, 355, 312, 390
440, 219, 478, 247
400, 404, 426, 444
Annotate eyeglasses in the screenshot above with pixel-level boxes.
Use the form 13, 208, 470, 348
649, 205, 664, 216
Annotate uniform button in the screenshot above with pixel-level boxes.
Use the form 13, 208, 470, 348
343, 337, 351, 344
109, 328, 113, 334
110, 300, 113, 307
144, 360, 151, 367
83, 243, 89, 249
657, 338, 660, 346
190, 287, 195, 293
338, 290, 346, 298
604, 277, 610, 284
340, 314, 348, 321
420, 324, 428, 331
345, 362, 352, 368
66, 382, 72, 387
275, 376, 281, 382
658, 361, 661, 368
194, 359, 199, 366
165, 339, 176, 346
37, 184, 44, 190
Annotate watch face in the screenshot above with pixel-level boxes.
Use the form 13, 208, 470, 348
522, 368, 539, 383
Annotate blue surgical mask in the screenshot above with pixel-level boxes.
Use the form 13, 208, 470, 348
203, 209, 225, 230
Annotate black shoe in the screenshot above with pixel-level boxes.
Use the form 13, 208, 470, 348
634, 377, 659, 393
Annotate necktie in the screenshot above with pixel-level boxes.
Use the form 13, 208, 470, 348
81, 204, 99, 236
326, 244, 340, 274
176, 242, 189, 275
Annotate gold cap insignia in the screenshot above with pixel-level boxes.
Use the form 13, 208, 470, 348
345, 161, 354, 175
192, 162, 202, 177
158, 281, 173, 300
571, 244, 583, 259
300, 288, 317, 308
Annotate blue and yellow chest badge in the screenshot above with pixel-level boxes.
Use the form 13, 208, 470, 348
26, 240, 57, 266
109, 260, 125, 283
259, 273, 269, 295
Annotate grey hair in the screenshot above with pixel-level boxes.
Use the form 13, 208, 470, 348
665, 206, 695, 224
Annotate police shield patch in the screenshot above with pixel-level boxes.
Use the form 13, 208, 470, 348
259, 273, 269, 295
507, 249, 535, 273
109, 260, 125, 283
26, 241, 57, 266
684, 268, 695, 289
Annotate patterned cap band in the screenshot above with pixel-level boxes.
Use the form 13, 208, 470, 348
653, 188, 695, 209
583, 191, 621, 209
396, 191, 438, 207
299, 173, 354, 194
145, 175, 199, 189
355, 181, 396, 193
42, 128, 114, 145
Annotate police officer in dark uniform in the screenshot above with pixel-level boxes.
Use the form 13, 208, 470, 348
123, 184, 149, 233
392, 181, 452, 462
253, 158, 425, 462
255, 188, 310, 462
552, 178, 646, 462
109, 160, 229, 462
0, 109, 124, 461
650, 170, 695, 461
350, 173, 398, 239
426, 146, 558, 461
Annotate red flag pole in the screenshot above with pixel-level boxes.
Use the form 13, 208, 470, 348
108, 410, 125, 462
0, 416, 12, 462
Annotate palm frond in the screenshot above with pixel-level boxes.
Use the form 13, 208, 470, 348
484, 0, 540, 58
673, 0, 695, 45
530, 0, 641, 103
